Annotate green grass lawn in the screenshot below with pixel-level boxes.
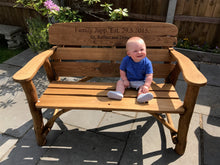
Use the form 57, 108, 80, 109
0, 46, 26, 64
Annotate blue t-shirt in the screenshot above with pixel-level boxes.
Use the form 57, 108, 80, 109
120, 56, 153, 81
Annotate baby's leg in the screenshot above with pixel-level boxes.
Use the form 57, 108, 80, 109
116, 80, 126, 94
107, 80, 125, 100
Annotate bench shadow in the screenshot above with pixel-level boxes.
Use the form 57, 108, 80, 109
0, 77, 22, 108
195, 127, 220, 165
0, 67, 48, 109
1, 112, 181, 165
207, 105, 220, 127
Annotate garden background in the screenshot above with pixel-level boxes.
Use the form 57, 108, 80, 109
0, 0, 219, 49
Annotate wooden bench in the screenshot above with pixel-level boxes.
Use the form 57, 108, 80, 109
13, 22, 207, 155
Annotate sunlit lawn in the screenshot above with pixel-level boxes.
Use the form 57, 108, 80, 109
0, 46, 26, 64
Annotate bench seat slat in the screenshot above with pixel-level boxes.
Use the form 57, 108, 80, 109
36, 95, 184, 114
48, 81, 176, 91
36, 81, 183, 113
44, 88, 179, 99
49, 81, 116, 89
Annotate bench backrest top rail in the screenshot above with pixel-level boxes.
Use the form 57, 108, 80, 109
49, 22, 178, 47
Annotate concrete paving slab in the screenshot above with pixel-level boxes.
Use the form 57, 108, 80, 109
200, 63, 220, 87
0, 120, 77, 165
207, 103, 220, 119
97, 112, 135, 140
0, 90, 53, 139
174, 80, 187, 101
0, 134, 18, 161
3, 48, 37, 67
113, 111, 137, 118
196, 85, 220, 112
0, 89, 33, 138
202, 115, 220, 165
194, 104, 211, 116
120, 112, 201, 165
38, 129, 126, 165
0, 128, 45, 165
59, 110, 106, 130
0, 64, 20, 79
177, 113, 201, 165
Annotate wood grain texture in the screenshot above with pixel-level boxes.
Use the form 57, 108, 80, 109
175, 85, 200, 155
169, 48, 207, 86
21, 81, 46, 145
36, 81, 183, 113
48, 81, 176, 91
13, 47, 56, 82
44, 88, 179, 99
51, 62, 175, 78
49, 22, 178, 47
51, 62, 120, 77
36, 95, 184, 114
52, 47, 174, 62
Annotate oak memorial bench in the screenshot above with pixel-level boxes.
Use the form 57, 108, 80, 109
13, 22, 207, 155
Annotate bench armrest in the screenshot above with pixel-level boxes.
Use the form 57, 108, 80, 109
169, 48, 207, 87
13, 47, 56, 83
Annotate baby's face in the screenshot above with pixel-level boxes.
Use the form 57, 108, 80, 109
127, 40, 146, 62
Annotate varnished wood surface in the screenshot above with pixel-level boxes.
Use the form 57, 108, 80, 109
49, 22, 177, 47
36, 81, 184, 114
51, 62, 175, 78
21, 81, 46, 145
36, 95, 184, 113
175, 85, 200, 155
169, 48, 207, 86
52, 47, 174, 62
44, 88, 179, 99
13, 47, 56, 82
48, 81, 176, 91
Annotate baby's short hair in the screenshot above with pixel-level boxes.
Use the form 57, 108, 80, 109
126, 37, 146, 51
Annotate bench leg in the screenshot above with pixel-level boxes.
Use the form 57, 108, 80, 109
21, 81, 46, 145
175, 85, 200, 155
31, 107, 46, 146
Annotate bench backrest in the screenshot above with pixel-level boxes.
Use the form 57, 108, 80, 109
49, 22, 178, 79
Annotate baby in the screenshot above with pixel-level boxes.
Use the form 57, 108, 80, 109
107, 37, 153, 103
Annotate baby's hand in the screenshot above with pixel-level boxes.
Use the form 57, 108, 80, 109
139, 85, 149, 94
123, 80, 130, 88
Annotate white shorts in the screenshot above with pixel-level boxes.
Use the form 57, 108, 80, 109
129, 81, 145, 90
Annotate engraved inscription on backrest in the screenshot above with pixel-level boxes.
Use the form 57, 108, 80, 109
49, 22, 178, 78
49, 22, 178, 47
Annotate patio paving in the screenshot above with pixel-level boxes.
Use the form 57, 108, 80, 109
0, 48, 219, 165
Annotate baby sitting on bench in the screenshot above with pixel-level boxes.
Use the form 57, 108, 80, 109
107, 37, 154, 103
